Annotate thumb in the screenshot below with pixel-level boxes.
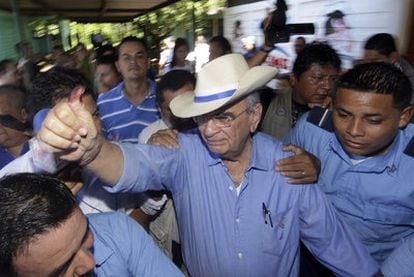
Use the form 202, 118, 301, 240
68, 85, 93, 137
68, 85, 85, 111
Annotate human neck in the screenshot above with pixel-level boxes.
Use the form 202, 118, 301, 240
222, 138, 252, 187
292, 89, 307, 106
124, 79, 149, 105
6, 141, 25, 157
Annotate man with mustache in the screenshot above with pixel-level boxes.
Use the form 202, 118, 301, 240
284, 62, 414, 266
261, 43, 341, 140
97, 36, 159, 142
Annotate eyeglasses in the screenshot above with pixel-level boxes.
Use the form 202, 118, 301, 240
193, 108, 248, 128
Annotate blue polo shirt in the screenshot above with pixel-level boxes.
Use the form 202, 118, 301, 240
97, 81, 160, 143
284, 108, 414, 263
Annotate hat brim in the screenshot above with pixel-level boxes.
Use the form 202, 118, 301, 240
170, 65, 277, 118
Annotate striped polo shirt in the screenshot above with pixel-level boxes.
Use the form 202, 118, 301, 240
97, 80, 160, 143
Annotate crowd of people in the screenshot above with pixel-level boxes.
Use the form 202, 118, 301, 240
0, 26, 414, 277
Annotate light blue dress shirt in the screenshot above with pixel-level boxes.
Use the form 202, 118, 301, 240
97, 80, 160, 143
284, 108, 414, 263
105, 132, 379, 276
88, 212, 183, 276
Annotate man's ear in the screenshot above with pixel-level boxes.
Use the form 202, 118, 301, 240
290, 73, 298, 87
20, 108, 28, 122
389, 51, 400, 64
250, 103, 263, 133
115, 61, 121, 73
398, 106, 414, 128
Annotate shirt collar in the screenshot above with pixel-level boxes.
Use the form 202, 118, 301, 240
329, 132, 402, 173
90, 222, 113, 267
205, 133, 270, 171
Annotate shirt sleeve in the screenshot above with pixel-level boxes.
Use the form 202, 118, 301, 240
104, 142, 180, 194
381, 235, 414, 277
91, 212, 183, 276
299, 185, 380, 276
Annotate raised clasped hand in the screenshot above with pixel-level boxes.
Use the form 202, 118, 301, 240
37, 86, 100, 165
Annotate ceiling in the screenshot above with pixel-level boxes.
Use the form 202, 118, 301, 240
0, 0, 182, 23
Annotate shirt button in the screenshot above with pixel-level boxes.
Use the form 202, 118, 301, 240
238, 252, 243, 259
235, 218, 240, 224
229, 186, 234, 191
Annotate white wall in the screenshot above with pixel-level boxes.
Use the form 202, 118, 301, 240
224, 0, 413, 69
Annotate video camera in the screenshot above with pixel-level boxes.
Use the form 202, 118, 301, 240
266, 23, 315, 44
264, 0, 315, 44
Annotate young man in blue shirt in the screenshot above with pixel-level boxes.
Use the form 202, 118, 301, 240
0, 173, 182, 277
97, 36, 159, 143
284, 62, 414, 265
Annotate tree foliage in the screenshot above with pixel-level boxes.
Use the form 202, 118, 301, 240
28, 0, 226, 52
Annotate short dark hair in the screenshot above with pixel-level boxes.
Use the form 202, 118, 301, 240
27, 67, 94, 120
0, 173, 77, 275
156, 70, 196, 106
96, 53, 118, 68
292, 43, 341, 79
337, 62, 412, 110
295, 36, 306, 43
364, 33, 397, 57
209, 36, 232, 54
0, 84, 26, 111
117, 36, 148, 57
0, 59, 15, 75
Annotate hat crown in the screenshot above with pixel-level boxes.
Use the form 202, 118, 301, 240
194, 54, 249, 102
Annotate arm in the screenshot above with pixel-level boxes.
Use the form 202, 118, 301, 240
299, 185, 380, 276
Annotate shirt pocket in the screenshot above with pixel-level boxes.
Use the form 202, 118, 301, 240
262, 207, 296, 256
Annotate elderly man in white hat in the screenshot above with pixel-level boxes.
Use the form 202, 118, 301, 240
38, 54, 379, 276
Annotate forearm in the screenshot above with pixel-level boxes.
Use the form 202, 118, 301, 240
85, 136, 124, 186
247, 50, 268, 68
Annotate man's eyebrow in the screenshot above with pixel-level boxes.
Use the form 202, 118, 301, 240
336, 107, 384, 117
48, 218, 91, 277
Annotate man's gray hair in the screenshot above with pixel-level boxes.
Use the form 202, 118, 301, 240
246, 92, 261, 113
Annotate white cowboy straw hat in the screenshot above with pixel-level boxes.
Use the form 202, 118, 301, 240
170, 53, 277, 118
